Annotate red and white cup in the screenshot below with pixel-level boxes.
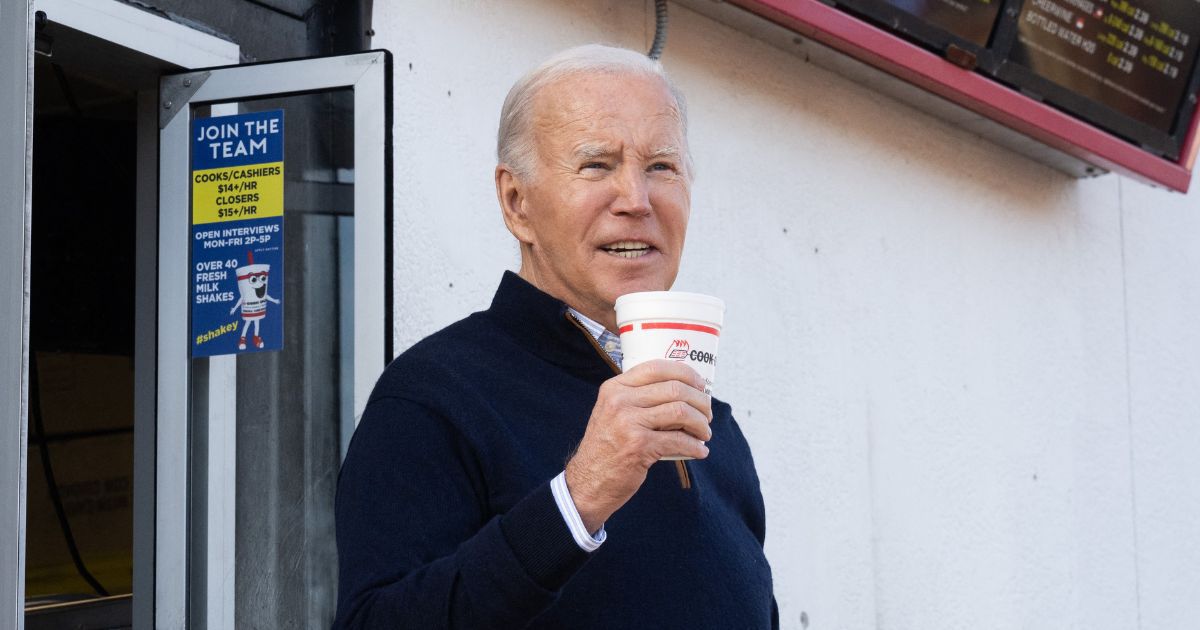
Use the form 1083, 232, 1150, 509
615, 291, 725, 460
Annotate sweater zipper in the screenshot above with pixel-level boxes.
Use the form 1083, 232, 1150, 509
564, 311, 692, 490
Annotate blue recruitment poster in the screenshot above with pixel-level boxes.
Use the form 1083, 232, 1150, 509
191, 109, 285, 357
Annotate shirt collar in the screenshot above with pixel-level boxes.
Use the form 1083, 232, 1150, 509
566, 308, 623, 369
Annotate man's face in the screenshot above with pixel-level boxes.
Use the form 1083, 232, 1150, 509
509, 72, 691, 327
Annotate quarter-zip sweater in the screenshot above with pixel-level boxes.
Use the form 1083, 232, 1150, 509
333, 271, 777, 629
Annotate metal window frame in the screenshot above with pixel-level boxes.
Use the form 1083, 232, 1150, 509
157, 50, 392, 628
1, 2, 35, 630
32, 0, 244, 69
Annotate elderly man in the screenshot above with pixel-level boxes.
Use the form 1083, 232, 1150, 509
334, 44, 776, 629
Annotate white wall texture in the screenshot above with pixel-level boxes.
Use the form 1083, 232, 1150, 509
375, 2, 1200, 628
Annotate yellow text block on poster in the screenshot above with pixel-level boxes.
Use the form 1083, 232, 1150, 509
192, 161, 284, 224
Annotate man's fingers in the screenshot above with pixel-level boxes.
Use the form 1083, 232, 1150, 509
618, 359, 706, 392
629, 380, 712, 420
640, 401, 712, 441
649, 430, 710, 460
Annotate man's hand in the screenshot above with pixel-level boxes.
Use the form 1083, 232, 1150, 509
564, 360, 713, 533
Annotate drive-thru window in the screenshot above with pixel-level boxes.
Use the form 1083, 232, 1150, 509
1, 2, 391, 627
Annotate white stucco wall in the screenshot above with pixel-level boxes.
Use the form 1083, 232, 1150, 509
375, 2, 1200, 628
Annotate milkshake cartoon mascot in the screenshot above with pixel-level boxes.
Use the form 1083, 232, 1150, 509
229, 252, 281, 350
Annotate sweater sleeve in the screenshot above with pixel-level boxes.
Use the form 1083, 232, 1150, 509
332, 395, 591, 629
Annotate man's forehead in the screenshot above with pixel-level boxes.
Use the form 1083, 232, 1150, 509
533, 73, 681, 125
530, 74, 684, 147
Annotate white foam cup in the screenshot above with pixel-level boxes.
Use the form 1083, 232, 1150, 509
614, 291, 725, 461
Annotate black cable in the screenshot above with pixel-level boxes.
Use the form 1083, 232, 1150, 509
29, 352, 111, 597
244, 0, 307, 21
50, 63, 83, 119
648, 0, 668, 60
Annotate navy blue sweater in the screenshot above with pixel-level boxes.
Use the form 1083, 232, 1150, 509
334, 272, 776, 629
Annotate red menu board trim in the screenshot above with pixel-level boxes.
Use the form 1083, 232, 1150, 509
725, 0, 1197, 193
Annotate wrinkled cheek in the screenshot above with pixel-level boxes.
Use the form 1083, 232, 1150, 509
662, 216, 690, 254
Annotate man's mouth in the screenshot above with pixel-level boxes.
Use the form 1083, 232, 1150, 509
600, 240, 654, 259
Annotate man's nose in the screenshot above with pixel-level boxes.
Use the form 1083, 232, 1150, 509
610, 165, 651, 217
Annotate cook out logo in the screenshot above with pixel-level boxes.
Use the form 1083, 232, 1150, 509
663, 339, 716, 365
665, 339, 690, 360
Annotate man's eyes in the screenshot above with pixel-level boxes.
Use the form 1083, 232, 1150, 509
578, 161, 678, 173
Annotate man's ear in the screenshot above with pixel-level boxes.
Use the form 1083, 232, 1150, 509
496, 165, 535, 245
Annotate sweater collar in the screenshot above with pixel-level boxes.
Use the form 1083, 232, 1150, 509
486, 271, 619, 380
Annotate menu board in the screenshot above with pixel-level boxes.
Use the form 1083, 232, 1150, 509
1008, 0, 1200, 133
880, 0, 1004, 46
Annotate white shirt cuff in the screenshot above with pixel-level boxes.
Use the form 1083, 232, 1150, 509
550, 470, 606, 552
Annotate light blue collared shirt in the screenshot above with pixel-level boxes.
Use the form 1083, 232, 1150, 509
567, 307, 623, 369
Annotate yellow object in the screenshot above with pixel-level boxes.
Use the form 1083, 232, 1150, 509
192, 161, 284, 224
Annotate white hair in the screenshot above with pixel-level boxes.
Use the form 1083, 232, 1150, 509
496, 44, 691, 180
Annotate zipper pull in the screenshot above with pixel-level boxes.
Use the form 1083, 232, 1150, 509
675, 460, 691, 490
